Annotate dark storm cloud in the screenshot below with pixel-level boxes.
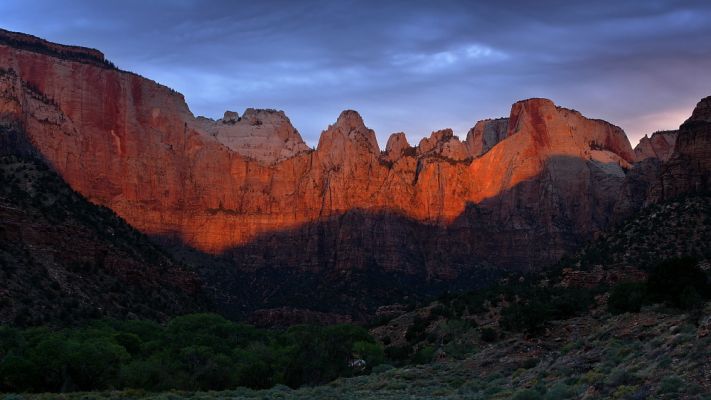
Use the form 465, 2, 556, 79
2, 0, 710, 147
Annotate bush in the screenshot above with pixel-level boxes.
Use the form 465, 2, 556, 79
647, 257, 709, 309
501, 301, 551, 334
411, 346, 436, 364
658, 376, 683, 394
512, 388, 543, 400
679, 286, 704, 310
522, 357, 539, 369
480, 327, 498, 343
385, 344, 412, 363
544, 383, 573, 400
608, 282, 646, 314
371, 364, 394, 374
405, 316, 429, 342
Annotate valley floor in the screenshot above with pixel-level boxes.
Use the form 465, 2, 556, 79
10, 303, 711, 400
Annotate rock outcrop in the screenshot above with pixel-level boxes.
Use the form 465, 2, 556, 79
634, 130, 677, 162
384, 132, 413, 162
465, 118, 509, 157
417, 129, 470, 161
194, 108, 311, 163
649, 96, 711, 202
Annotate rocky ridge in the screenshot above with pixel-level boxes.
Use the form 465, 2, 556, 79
649, 96, 711, 202
1, 29, 709, 317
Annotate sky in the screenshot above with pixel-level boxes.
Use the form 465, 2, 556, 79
2, 0, 710, 148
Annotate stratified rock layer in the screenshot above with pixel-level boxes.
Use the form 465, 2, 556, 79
0, 32, 638, 278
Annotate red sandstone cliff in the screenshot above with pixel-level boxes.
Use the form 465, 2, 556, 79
0, 29, 646, 277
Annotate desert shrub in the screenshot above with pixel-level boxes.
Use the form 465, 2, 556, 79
612, 385, 638, 399
411, 346, 435, 364
604, 367, 637, 388
608, 282, 646, 314
522, 357, 539, 369
499, 285, 593, 334
646, 257, 709, 309
430, 304, 453, 318
658, 376, 683, 394
501, 301, 551, 333
353, 340, 385, 368
679, 285, 704, 309
480, 327, 498, 342
512, 388, 543, 400
371, 363, 394, 374
385, 344, 412, 363
443, 341, 475, 359
544, 383, 574, 400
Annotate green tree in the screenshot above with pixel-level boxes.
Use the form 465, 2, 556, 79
0, 354, 39, 392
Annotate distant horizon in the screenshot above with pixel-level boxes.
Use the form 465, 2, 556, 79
2, 0, 710, 148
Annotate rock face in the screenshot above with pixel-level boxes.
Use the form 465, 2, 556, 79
649, 96, 711, 201
634, 130, 677, 162
2, 30, 707, 315
384, 132, 413, 162
0, 32, 634, 263
465, 118, 509, 157
417, 129, 470, 161
194, 108, 311, 163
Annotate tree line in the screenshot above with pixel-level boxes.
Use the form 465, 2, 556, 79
0, 314, 384, 393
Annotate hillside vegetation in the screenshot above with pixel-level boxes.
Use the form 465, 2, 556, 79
2, 196, 710, 399
0, 156, 206, 326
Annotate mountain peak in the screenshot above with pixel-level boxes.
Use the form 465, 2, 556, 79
634, 130, 677, 162
335, 109, 366, 131
385, 132, 413, 162
513, 97, 556, 108
318, 110, 379, 155
417, 129, 470, 161
193, 107, 309, 163
684, 95, 711, 125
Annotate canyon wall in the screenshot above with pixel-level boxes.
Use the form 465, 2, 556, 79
0, 33, 633, 263
2, 29, 707, 314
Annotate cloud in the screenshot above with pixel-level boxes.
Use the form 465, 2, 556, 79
389, 43, 508, 74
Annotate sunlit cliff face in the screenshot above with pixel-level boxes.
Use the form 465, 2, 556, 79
0, 32, 637, 256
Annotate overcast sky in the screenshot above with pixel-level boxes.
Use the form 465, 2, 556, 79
2, 0, 710, 147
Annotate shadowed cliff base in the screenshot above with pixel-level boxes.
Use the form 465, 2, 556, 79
154, 155, 648, 322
